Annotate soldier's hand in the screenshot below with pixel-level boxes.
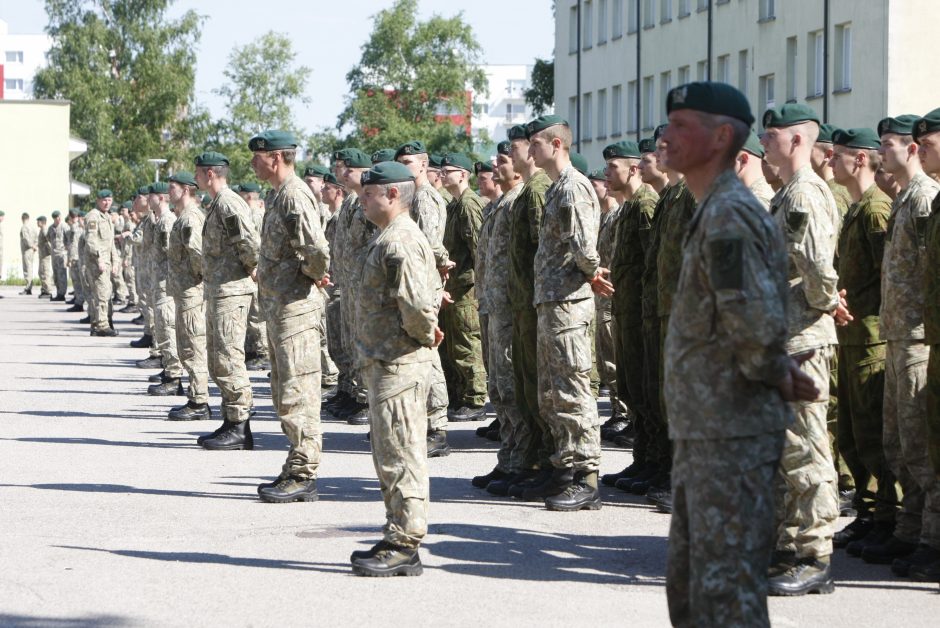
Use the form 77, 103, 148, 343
431, 326, 445, 348
316, 273, 332, 289
832, 289, 853, 327
776, 350, 820, 402
250, 268, 258, 283
589, 268, 614, 297
438, 260, 456, 282
441, 291, 454, 308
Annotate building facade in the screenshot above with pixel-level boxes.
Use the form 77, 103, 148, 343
472, 64, 552, 158
0, 19, 51, 100
555, 0, 940, 169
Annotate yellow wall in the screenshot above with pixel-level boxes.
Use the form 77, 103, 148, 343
0, 100, 71, 280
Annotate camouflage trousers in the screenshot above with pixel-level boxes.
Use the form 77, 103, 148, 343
137, 270, 159, 357
341, 284, 368, 404
363, 359, 430, 549
613, 314, 648, 460
641, 317, 670, 469
206, 293, 253, 423
536, 298, 601, 472
39, 253, 53, 295
326, 290, 354, 395
175, 300, 209, 405
69, 260, 84, 307
884, 340, 940, 548
480, 311, 490, 374
928, 345, 940, 475
84, 261, 113, 331
837, 343, 897, 522
246, 287, 269, 360
775, 346, 839, 559
426, 346, 449, 431
320, 304, 338, 388
488, 308, 524, 474
595, 300, 627, 419
828, 351, 853, 491
21, 249, 35, 286
440, 291, 487, 407
52, 253, 67, 297
268, 310, 322, 480
512, 307, 552, 469
668, 432, 784, 628
111, 257, 127, 300
153, 287, 183, 379
124, 261, 137, 304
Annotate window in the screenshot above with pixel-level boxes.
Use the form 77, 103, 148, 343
696, 59, 707, 81
807, 30, 824, 97
717, 54, 730, 84
569, 97, 579, 132
583, 0, 594, 49
628, 0, 639, 33
506, 79, 526, 97
759, 74, 775, 124
697, 0, 708, 11
627, 80, 639, 131
678, 0, 691, 17
643, 76, 654, 129
661, 0, 672, 23
597, 89, 608, 138
4, 78, 24, 91
786, 36, 797, 101
612, 84, 623, 135
612, 0, 624, 38
643, 0, 655, 28
583, 92, 593, 140
660, 71, 672, 124
835, 23, 852, 91
569, 6, 579, 53
5, 51, 24, 63
504, 102, 526, 122
678, 65, 690, 86
738, 49, 749, 95
717, 0, 730, 4
759, 0, 776, 20
598, 0, 608, 44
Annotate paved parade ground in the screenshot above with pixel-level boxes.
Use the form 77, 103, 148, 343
0, 285, 937, 627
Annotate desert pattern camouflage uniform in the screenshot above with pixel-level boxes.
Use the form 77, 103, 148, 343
152, 210, 182, 379
130, 213, 159, 357
82, 208, 114, 331
749, 177, 775, 211
48, 221, 68, 297
20, 222, 38, 288
66, 220, 85, 307
37, 223, 54, 295
246, 203, 270, 362
594, 200, 626, 419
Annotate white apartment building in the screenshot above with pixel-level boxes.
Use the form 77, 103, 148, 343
0, 19, 51, 100
471, 64, 552, 157
555, 0, 940, 169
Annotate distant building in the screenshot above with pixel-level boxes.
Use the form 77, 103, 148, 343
472, 64, 552, 159
555, 0, 940, 170
0, 18, 51, 100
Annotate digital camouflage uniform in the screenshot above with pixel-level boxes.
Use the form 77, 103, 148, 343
534, 164, 601, 472
324, 204, 348, 394
836, 183, 895, 522
749, 177, 775, 211
110, 216, 127, 301
152, 209, 182, 380
130, 213, 159, 357
37, 224, 54, 295
121, 220, 137, 305
82, 208, 114, 331
477, 198, 496, 371
168, 200, 208, 406
770, 164, 841, 561
441, 187, 487, 407
202, 187, 260, 423
595, 200, 627, 420
66, 219, 84, 307
319, 209, 338, 389
508, 170, 552, 468
665, 169, 792, 628
48, 221, 68, 297
357, 212, 438, 549
246, 203, 270, 362
880, 172, 940, 550
20, 222, 38, 288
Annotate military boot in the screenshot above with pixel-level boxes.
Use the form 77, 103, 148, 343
91, 327, 118, 337
148, 376, 183, 396
245, 356, 270, 371
201, 420, 253, 451
167, 401, 211, 421
427, 429, 450, 458
196, 419, 233, 445
136, 355, 162, 369
79, 316, 91, 324
768, 549, 798, 578
471, 467, 510, 489
892, 544, 940, 577
333, 397, 363, 419
601, 461, 645, 487
476, 418, 499, 438
645, 471, 671, 506
66, 304, 83, 312
148, 370, 165, 383
768, 557, 835, 596
521, 467, 574, 501
846, 521, 894, 557
488, 469, 538, 496
544, 471, 602, 511
351, 539, 396, 561
258, 476, 318, 503
615, 463, 657, 493
612, 428, 635, 448
509, 467, 552, 498
351, 543, 422, 577
346, 406, 370, 426
119, 302, 138, 313
833, 516, 874, 549
130, 334, 153, 349
861, 536, 917, 565
449, 404, 486, 422
131, 315, 144, 324
323, 390, 351, 415
909, 556, 940, 582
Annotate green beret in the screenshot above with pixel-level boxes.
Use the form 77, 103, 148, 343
570, 152, 589, 176
361, 161, 416, 186
337, 148, 371, 169
638, 138, 656, 154
816, 123, 840, 144
69, 208, 81, 217
324, 173, 343, 187
877, 114, 919, 138
108, 206, 121, 214
742, 130, 765, 158
913, 108, 940, 142
239, 182, 262, 193
97, 189, 113, 199
474, 161, 494, 175
302, 163, 330, 178
395, 140, 428, 159
588, 168, 607, 181
440, 152, 474, 172
371, 148, 397, 164
496, 140, 511, 155
248, 129, 298, 152
603, 140, 641, 160
37, 215, 47, 222
51, 210, 61, 218
428, 154, 444, 169
525, 114, 569, 139
653, 124, 668, 142
231, 184, 242, 193
762, 103, 819, 129
137, 185, 151, 196
507, 124, 527, 141
149, 182, 169, 194
200, 194, 212, 207
833, 128, 881, 150
194, 151, 229, 167
168, 171, 197, 187
122, 200, 133, 209
666, 82, 755, 126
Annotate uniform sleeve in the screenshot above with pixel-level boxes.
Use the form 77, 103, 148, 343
184, 219, 204, 281
785, 190, 840, 313
864, 201, 890, 274
527, 188, 545, 245
413, 193, 450, 268
286, 195, 330, 281
909, 188, 934, 250
561, 187, 601, 278
221, 202, 259, 272
461, 199, 483, 262
388, 242, 437, 347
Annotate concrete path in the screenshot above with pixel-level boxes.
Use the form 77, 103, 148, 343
0, 285, 937, 627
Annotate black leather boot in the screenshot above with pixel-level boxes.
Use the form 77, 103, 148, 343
427, 429, 450, 458
167, 401, 211, 421
197, 419, 233, 445
258, 476, 318, 503
201, 420, 253, 450
544, 471, 602, 511
148, 377, 183, 396
521, 467, 574, 501
471, 468, 510, 489
130, 334, 153, 348
351, 543, 422, 577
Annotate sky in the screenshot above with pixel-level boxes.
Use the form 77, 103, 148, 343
0, 0, 556, 134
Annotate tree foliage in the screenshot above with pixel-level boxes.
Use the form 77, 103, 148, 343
524, 58, 554, 117
33, 0, 203, 201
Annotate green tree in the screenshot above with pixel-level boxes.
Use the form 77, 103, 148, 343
317, 0, 487, 160
34, 0, 203, 201
524, 58, 554, 117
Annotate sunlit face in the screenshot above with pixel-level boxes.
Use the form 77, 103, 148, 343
527, 131, 554, 169
760, 127, 793, 168
426, 168, 442, 187
810, 142, 832, 171
195, 167, 209, 191
360, 184, 391, 224
661, 110, 717, 175
343, 166, 367, 189
590, 178, 608, 201
250, 150, 277, 182
496, 153, 515, 183
168, 181, 185, 205
305, 175, 324, 197
917, 132, 940, 175
509, 139, 530, 172
397, 154, 425, 179
477, 171, 497, 196
875, 166, 899, 198
878, 134, 910, 175
442, 167, 465, 189
829, 145, 857, 186
96, 197, 113, 213
637, 153, 662, 185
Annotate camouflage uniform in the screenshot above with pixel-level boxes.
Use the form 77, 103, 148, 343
595, 200, 627, 420
836, 183, 895, 522
409, 183, 450, 430
880, 172, 940, 549
20, 222, 38, 288
37, 225, 54, 295
110, 217, 127, 301
121, 221, 137, 305
357, 212, 438, 549
828, 177, 853, 488
319, 210, 338, 389
246, 204, 270, 362
441, 187, 487, 407
130, 213, 159, 357
168, 200, 208, 406
769, 164, 841, 560
534, 164, 601, 472
82, 208, 114, 331
508, 170, 553, 468
927, 192, 940, 475
48, 221, 68, 297
749, 177, 775, 210
202, 187, 260, 423
477, 199, 495, 370
665, 169, 792, 628
66, 220, 84, 307
324, 205, 349, 395
259, 174, 330, 480
152, 210, 182, 380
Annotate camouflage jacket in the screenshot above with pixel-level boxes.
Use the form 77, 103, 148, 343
66, 222, 83, 263
37, 226, 51, 257
332, 192, 356, 289
20, 223, 37, 252
665, 169, 793, 440
48, 222, 67, 255
475, 197, 498, 315
534, 164, 601, 305
881, 171, 939, 341
642, 181, 686, 320
168, 202, 205, 308
769, 164, 840, 353
595, 202, 622, 311
258, 173, 330, 319
249, 204, 264, 235
337, 192, 378, 293
656, 180, 697, 317
508, 170, 550, 312
356, 213, 438, 365
410, 183, 449, 268
443, 187, 484, 298
202, 187, 259, 298
925, 191, 940, 345
129, 213, 155, 285
151, 209, 176, 293
82, 208, 114, 266
836, 184, 891, 346
610, 185, 657, 320
749, 177, 775, 210
482, 183, 524, 316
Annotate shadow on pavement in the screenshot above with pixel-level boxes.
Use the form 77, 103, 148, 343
1, 482, 255, 501
0, 614, 131, 627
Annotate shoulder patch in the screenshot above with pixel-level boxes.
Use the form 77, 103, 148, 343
224, 214, 242, 239
182, 225, 192, 245
386, 258, 403, 291
159, 231, 169, 248
709, 238, 744, 290
915, 215, 929, 246
786, 210, 809, 243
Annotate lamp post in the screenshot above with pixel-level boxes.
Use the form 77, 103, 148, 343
147, 158, 168, 183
